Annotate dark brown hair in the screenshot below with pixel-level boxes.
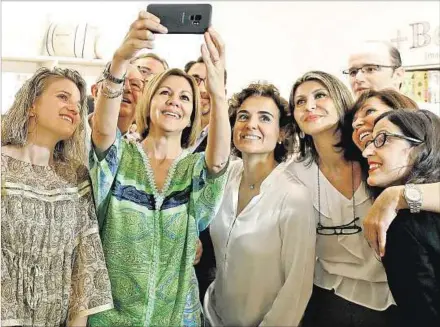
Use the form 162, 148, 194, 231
229, 82, 292, 162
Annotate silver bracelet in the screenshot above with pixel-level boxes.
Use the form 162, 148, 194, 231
101, 80, 124, 99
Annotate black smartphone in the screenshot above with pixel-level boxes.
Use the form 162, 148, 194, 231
146, 3, 212, 34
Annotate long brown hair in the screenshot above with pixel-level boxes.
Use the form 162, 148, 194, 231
1, 67, 88, 164
289, 71, 354, 165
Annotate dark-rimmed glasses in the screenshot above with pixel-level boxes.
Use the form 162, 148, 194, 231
316, 163, 363, 236
97, 77, 145, 93
192, 75, 207, 86
365, 132, 423, 149
317, 217, 363, 236
342, 64, 400, 78
137, 65, 154, 79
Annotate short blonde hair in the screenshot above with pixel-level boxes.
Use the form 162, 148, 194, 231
1, 67, 88, 164
135, 68, 201, 147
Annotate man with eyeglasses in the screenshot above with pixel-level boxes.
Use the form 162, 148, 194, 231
184, 56, 228, 154
345, 41, 405, 99
89, 63, 145, 139
130, 53, 169, 82
184, 56, 228, 305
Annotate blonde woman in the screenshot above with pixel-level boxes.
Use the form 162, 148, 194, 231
87, 10, 230, 327
1, 67, 113, 326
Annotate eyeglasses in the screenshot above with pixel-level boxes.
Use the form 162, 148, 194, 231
126, 78, 145, 92
317, 217, 363, 236
365, 132, 423, 149
97, 78, 145, 93
192, 75, 207, 86
317, 163, 363, 236
137, 66, 155, 79
342, 64, 400, 78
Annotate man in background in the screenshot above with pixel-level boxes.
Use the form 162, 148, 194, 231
184, 57, 228, 304
184, 57, 228, 153
131, 52, 169, 82
345, 41, 405, 98
89, 63, 144, 138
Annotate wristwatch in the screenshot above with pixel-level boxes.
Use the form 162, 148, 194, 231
404, 184, 423, 213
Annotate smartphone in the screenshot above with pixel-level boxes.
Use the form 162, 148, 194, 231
146, 3, 212, 34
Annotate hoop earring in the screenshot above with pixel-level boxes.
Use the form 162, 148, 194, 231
299, 130, 305, 139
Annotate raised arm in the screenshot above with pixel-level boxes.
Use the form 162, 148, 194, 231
92, 11, 167, 154
364, 182, 440, 257
201, 28, 231, 175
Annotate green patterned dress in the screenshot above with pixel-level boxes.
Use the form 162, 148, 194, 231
88, 132, 227, 327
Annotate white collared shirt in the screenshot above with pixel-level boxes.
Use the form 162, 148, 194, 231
204, 160, 316, 327
285, 159, 395, 310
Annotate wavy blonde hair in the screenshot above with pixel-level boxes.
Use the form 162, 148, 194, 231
1, 67, 88, 164
136, 68, 201, 147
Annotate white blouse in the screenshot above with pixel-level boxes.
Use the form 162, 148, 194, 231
204, 160, 316, 327
285, 159, 395, 310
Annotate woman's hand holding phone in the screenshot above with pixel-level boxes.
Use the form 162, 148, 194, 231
113, 10, 168, 65
201, 27, 226, 101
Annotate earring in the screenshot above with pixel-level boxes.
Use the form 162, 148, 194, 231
299, 130, 305, 139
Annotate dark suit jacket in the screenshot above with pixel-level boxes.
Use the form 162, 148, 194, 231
383, 209, 440, 327
193, 131, 216, 303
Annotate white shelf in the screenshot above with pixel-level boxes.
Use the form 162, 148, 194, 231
404, 64, 440, 71
2, 55, 106, 65
1, 55, 107, 76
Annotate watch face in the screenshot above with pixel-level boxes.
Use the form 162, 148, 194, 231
406, 188, 422, 202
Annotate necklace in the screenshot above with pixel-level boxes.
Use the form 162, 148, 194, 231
316, 162, 362, 236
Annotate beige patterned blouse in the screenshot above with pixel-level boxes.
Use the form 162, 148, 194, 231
1, 153, 113, 326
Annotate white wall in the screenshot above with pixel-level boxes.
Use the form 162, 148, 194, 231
2, 1, 439, 99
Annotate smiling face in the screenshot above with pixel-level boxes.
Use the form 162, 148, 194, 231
233, 95, 281, 157
362, 118, 414, 188
293, 80, 339, 137
31, 77, 81, 141
120, 65, 145, 119
352, 96, 393, 150
149, 75, 194, 134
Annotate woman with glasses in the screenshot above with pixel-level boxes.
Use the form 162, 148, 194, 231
87, 11, 230, 327
341, 89, 440, 259
286, 71, 401, 326
362, 109, 440, 326
204, 83, 316, 327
